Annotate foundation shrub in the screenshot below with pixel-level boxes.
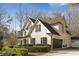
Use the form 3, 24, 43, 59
2, 47, 28, 56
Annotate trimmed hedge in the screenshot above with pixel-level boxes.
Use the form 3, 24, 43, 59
14, 44, 51, 48
34, 44, 51, 48
14, 44, 51, 52
26, 46, 50, 52
2, 47, 28, 56
14, 44, 33, 48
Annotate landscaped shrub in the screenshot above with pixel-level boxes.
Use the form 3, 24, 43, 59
34, 44, 51, 48
0, 32, 3, 50
2, 47, 16, 56
26, 46, 50, 52
14, 44, 33, 48
34, 44, 47, 46
14, 44, 51, 52
2, 47, 28, 56
15, 48, 28, 56
23, 44, 33, 47
14, 45, 21, 48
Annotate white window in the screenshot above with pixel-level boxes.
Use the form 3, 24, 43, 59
41, 37, 47, 44
26, 21, 31, 30
51, 23, 63, 32
24, 31, 26, 36
35, 25, 41, 32
53, 25, 59, 30
31, 38, 35, 44
23, 39, 28, 45
23, 31, 26, 36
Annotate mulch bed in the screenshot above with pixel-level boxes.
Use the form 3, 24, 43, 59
28, 52, 47, 56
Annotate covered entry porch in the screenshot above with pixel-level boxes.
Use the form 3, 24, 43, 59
17, 36, 31, 45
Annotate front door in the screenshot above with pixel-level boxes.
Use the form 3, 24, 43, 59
53, 39, 62, 48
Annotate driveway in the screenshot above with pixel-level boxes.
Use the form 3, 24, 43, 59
40, 49, 79, 56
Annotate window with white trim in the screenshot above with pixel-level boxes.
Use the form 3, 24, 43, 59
24, 39, 28, 45
31, 38, 35, 44
41, 37, 47, 44
35, 25, 41, 32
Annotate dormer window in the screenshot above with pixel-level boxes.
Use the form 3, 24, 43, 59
26, 21, 31, 30
23, 31, 26, 36
35, 25, 41, 32
51, 23, 63, 32
24, 31, 26, 36
53, 25, 59, 30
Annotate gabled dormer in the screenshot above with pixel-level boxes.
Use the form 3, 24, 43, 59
50, 23, 63, 32
42, 16, 67, 33
24, 18, 35, 30
22, 18, 35, 37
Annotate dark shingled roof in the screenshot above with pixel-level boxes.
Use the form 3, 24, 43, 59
71, 36, 79, 40
66, 30, 71, 35
29, 17, 36, 23
17, 35, 30, 38
39, 19, 60, 35
21, 17, 36, 31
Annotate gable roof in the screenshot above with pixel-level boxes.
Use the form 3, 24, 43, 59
42, 16, 67, 27
17, 35, 30, 38
39, 19, 60, 35
21, 17, 36, 31
66, 30, 71, 35
29, 18, 36, 23
20, 16, 68, 37
71, 36, 79, 40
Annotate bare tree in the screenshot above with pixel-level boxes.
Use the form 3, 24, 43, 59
3, 32, 17, 47
16, 4, 48, 31
0, 8, 12, 48
25, 9, 48, 19
50, 12, 62, 19
67, 3, 79, 36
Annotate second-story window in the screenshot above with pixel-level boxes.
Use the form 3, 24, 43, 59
24, 31, 26, 36
51, 23, 63, 32
26, 21, 31, 30
53, 25, 59, 30
35, 25, 41, 32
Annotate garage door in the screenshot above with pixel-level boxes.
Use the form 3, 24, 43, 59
72, 40, 79, 47
53, 39, 62, 48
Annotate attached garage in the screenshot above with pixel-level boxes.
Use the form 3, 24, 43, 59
53, 39, 62, 48
71, 37, 79, 48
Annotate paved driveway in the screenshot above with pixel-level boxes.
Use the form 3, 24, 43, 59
40, 49, 79, 56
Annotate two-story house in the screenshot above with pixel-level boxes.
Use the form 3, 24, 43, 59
17, 16, 71, 49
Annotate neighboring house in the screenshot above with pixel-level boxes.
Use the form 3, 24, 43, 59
17, 16, 71, 49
